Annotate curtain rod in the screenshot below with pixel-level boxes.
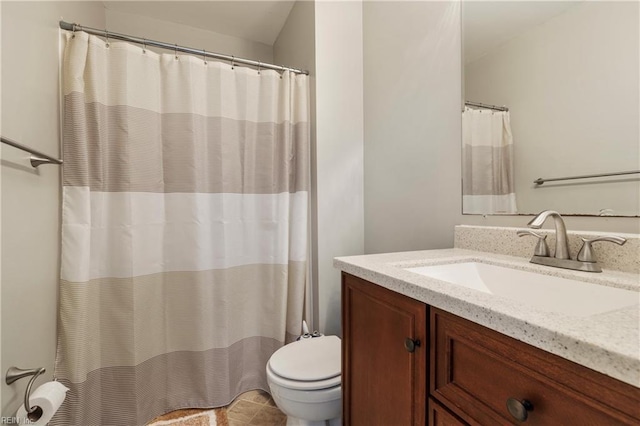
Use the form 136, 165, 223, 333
59, 21, 309, 76
465, 101, 509, 112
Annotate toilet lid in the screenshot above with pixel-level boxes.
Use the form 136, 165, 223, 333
269, 335, 341, 382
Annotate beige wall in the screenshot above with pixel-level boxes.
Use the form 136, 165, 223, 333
315, 1, 364, 336
465, 1, 640, 217
363, 1, 462, 254
273, 1, 318, 330
0, 2, 106, 415
105, 8, 274, 64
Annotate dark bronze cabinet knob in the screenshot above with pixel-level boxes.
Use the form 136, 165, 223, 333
404, 338, 420, 353
506, 398, 534, 422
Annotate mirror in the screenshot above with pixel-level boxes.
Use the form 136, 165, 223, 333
462, 1, 640, 217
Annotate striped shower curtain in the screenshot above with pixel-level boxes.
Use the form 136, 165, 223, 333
54, 31, 309, 425
462, 107, 517, 214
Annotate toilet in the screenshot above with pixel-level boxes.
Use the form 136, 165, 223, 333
266, 335, 342, 426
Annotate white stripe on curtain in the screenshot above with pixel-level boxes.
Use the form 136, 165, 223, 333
63, 34, 309, 124
54, 30, 310, 426
61, 189, 309, 282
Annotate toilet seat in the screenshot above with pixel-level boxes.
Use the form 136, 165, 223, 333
267, 363, 340, 391
267, 335, 341, 391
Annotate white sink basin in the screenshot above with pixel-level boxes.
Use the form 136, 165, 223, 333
405, 262, 639, 317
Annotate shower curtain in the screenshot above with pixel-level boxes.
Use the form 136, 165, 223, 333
462, 107, 517, 214
54, 31, 309, 425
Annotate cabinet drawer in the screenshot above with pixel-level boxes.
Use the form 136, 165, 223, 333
429, 398, 468, 426
431, 308, 640, 425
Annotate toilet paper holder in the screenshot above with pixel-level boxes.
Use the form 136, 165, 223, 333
6, 366, 46, 417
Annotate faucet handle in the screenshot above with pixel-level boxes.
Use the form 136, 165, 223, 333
517, 230, 550, 257
577, 236, 627, 262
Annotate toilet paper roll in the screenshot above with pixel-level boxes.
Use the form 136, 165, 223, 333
16, 381, 69, 426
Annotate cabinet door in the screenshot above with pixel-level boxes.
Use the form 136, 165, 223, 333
342, 273, 427, 426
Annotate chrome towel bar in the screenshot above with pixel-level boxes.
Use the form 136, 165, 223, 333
534, 170, 640, 185
1, 136, 63, 167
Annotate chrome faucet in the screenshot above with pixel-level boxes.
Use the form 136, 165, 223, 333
527, 210, 570, 260
519, 210, 626, 273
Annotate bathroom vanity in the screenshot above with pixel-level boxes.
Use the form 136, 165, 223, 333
336, 244, 640, 425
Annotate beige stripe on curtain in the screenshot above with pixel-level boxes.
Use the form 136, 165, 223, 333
53, 31, 310, 426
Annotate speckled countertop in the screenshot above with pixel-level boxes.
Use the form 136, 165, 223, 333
334, 248, 640, 388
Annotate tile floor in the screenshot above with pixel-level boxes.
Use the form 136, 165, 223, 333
227, 390, 287, 426
148, 407, 226, 426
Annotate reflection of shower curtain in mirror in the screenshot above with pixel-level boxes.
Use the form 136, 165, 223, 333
462, 107, 517, 214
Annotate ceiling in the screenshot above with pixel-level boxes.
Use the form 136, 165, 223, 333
464, 1, 581, 64
103, 1, 296, 46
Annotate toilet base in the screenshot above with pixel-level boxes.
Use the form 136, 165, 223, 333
285, 416, 342, 426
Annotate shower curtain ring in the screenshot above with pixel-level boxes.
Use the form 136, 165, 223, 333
174, 44, 178, 60
105, 29, 110, 48
257, 62, 261, 75
231, 56, 235, 70
203, 49, 207, 65
71, 23, 77, 38
142, 38, 147, 54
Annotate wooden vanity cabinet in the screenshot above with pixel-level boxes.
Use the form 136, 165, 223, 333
342, 273, 427, 426
342, 273, 640, 426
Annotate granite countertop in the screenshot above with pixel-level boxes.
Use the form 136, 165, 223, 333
334, 248, 640, 388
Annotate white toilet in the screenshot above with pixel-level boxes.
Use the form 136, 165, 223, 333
266, 335, 342, 426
